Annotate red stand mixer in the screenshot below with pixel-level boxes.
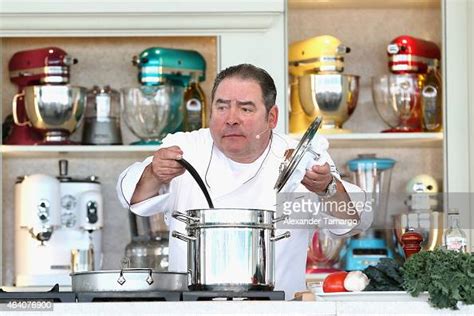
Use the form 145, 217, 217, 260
5, 47, 85, 145
372, 35, 441, 133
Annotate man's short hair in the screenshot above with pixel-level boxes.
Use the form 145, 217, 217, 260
211, 64, 277, 113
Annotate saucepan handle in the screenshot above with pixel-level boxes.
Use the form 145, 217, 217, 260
117, 268, 154, 286
172, 231, 196, 242
272, 215, 289, 224
171, 211, 199, 224
270, 231, 291, 242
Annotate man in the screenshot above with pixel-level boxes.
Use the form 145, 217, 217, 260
117, 64, 370, 299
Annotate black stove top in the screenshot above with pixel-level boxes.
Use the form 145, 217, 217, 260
0, 285, 285, 302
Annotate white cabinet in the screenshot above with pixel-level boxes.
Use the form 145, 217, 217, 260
0, 0, 286, 285
444, 0, 474, 252
1, 0, 473, 286
287, 0, 473, 252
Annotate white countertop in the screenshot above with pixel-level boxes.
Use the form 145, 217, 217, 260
1, 301, 473, 316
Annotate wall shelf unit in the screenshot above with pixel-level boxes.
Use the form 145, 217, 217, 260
291, 132, 443, 148
288, 0, 440, 9
0, 132, 444, 158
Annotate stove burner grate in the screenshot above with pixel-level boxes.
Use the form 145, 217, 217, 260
75, 291, 182, 302
182, 291, 285, 301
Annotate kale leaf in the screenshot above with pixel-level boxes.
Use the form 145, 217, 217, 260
401, 248, 474, 310
362, 258, 404, 291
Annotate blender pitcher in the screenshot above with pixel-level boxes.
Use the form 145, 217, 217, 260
348, 154, 396, 231
341, 154, 396, 270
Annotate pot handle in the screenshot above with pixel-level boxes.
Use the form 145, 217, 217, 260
271, 231, 291, 242
172, 230, 196, 242
116, 268, 154, 286
171, 211, 199, 224
272, 215, 289, 224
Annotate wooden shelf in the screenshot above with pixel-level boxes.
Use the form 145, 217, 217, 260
290, 132, 443, 148
0, 133, 443, 157
0, 145, 158, 158
288, 0, 440, 9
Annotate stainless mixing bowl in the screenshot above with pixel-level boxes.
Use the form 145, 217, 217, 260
298, 74, 359, 131
22, 85, 87, 133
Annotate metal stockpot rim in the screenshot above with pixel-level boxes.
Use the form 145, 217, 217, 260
172, 209, 288, 226
187, 223, 275, 230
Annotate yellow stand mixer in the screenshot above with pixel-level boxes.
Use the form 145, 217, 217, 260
289, 35, 360, 134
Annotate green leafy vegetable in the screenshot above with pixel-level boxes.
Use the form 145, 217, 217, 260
363, 258, 404, 291
401, 248, 474, 310
362, 250, 473, 310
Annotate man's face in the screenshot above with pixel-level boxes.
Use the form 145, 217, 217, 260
209, 77, 278, 163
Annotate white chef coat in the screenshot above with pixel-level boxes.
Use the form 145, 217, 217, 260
117, 128, 370, 299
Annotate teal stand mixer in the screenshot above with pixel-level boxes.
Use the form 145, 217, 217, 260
121, 47, 206, 145
340, 154, 396, 270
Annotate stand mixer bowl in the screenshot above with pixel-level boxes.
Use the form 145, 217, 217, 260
393, 211, 443, 253
20, 85, 87, 144
298, 74, 359, 133
371, 74, 423, 132
121, 85, 180, 145
307, 229, 346, 273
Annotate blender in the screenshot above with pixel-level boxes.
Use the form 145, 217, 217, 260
82, 86, 122, 145
289, 35, 359, 134
372, 35, 441, 133
5, 47, 77, 144
341, 154, 396, 271
122, 47, 206, 145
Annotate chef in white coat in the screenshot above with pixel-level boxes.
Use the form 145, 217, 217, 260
117, 64, 371, 299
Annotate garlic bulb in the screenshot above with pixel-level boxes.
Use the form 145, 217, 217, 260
343, 271, 370, 292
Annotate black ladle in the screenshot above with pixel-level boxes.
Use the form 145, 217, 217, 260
176, 158, 214, 208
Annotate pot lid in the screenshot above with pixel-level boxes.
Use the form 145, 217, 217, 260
274, 116, 322, 193
347, 154, 396, 171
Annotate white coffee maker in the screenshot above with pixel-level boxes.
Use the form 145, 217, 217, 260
14, 160, 103, 286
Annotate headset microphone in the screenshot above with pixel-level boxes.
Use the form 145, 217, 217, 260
255, 126, 271, 139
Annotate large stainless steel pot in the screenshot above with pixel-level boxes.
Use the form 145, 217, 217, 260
172, 208, 290, 291
71, 269, 188, 292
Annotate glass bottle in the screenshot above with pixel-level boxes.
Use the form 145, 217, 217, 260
420, 62, 443, 132
443, 209, 467, 252
184, 73, 207, 131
